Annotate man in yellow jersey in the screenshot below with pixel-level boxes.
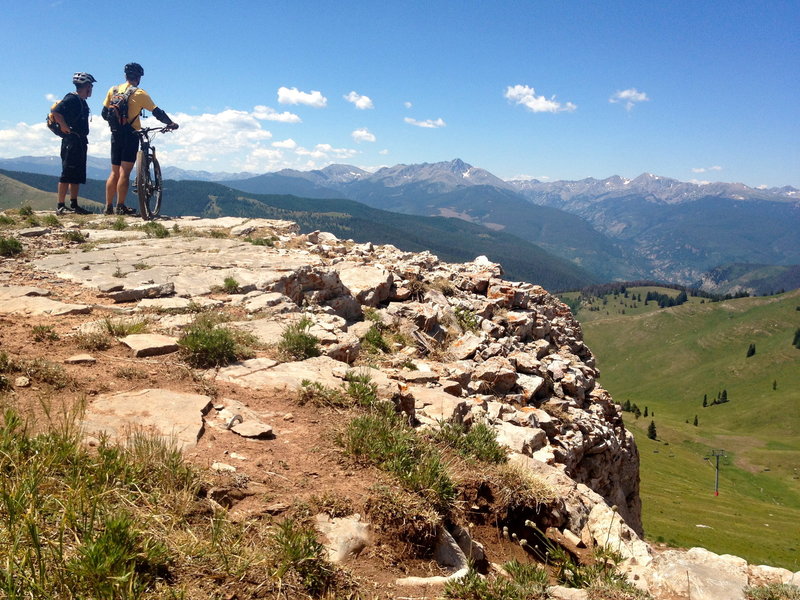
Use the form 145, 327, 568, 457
101, 62, 178, 215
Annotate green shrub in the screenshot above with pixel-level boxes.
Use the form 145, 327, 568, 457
223, 276, 240, 293
298, 372, 378, 409
444, 567, 520, 600
32, 325, 59, 342
362, 324, 390, 354
0, 236, 23, 257
444, 561, 550, 600
74, 331, 113, 351
271, 519, 336, 596
0, 214, 14, 226
42, 214, 61, 228
111, 216, 128, 230
141, 221, 169, 238
339, 403, 455, 512
454, 306, 480, 332
103, 317, 149, 337
278, 317, 320, 360
178, 314, 255, 368
364, 484, 440, 556
14, 357, 71, 389
0, 408, 198, 598
245, 236, 276, 246
745, 583, 800, 600
63, 230, 87, 243
344, 370, 379, 407
18, 205, 33, 216
298, 380, 350, 408
434, 421, 508, 464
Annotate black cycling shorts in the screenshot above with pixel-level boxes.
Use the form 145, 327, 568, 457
59, 135, 88, 184
110, 127, 140, 165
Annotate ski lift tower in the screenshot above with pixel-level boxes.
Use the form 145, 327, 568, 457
705, 449, 726, 496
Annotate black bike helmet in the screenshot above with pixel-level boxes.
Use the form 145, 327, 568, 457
72, 72, 97, 85
124, 62, 144, 78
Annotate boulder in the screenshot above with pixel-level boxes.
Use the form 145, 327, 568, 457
473, 356, 517, 393
449, 332, 484, 360
643, 547, 750, 600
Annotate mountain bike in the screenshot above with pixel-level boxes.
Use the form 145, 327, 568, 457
135, 126, 175, 220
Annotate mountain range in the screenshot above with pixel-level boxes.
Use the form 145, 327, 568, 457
1, 155, 798, 293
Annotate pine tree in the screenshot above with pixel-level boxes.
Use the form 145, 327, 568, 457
746, 343, 756, 357
647, 420, 657, 440
693, 415, 698, 426
721, 389, 728, 403
793, 328, 800, 349
644, 406, 649, 417
773, 380, 777, 391
702, 394, 708, 408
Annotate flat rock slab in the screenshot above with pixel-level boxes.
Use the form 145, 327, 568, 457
230, 316, 299, 346
82, 388, 212, 451
137, 297, 194, 311
0, 294, 90, 316
0, 286, 51, 300
120, 334, 180, 357
33, 236, 321, 298
230, 421, 273, 438
65, 353, 96, 364
216, 355, 343, 391
106, 282, 175, 303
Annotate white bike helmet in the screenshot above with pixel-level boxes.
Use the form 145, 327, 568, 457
72, 72, 97, 85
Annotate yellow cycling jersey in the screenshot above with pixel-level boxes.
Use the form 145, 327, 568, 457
103, 82, 158, 130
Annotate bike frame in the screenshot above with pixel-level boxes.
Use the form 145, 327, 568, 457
135, 127, 170, 219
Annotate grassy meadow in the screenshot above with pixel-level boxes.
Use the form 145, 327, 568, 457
573, 286, 800, 570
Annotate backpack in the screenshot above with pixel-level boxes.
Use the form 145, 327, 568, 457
46, 92, 77, 137
105, 85, 138, 131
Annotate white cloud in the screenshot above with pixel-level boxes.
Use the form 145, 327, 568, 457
295, 143, 359, 161
252, 105, 302, 123
691, 165, 723, 174
504, 84, 576, 113
0, 121, 62, 157
344, 91, 374, 110
379, 149, 389, 155
277, 86, 327, 108
0, 105, 363, 173
272, 138, 298, 149
45, 93, 58, 103
510, 174, 550, 181
609, 88, 650, 111
404, 117, 446, 128
352, 128, 376, 143
404, 101, 413, 109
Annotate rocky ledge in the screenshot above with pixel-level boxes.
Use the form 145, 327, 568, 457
1, 214, 796, 599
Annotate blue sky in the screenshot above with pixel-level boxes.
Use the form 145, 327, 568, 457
1, 0, 798, 187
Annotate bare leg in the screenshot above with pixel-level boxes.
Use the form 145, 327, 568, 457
116, 161, 136, 207
57, 182, 69, 204
68, 183, 79, 201
106, 165, 120, 209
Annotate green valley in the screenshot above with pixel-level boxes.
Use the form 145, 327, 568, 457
573, 286, 800, 569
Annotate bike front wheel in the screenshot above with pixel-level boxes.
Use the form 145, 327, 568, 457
136, 153, 163, 220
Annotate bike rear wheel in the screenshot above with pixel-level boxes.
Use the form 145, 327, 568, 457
136, 153, 163, 220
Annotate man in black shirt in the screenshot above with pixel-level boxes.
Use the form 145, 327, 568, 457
50, 72, 96, 214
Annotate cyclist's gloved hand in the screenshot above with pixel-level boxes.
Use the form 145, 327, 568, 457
166, 122, 179, 131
